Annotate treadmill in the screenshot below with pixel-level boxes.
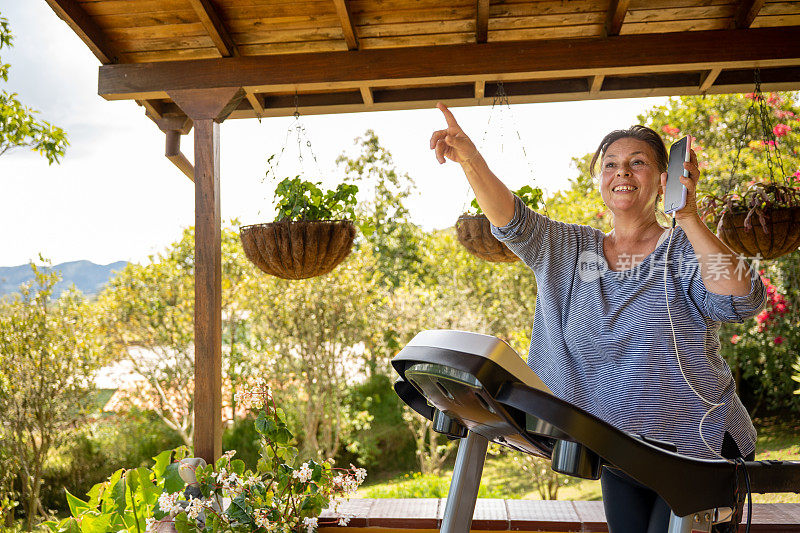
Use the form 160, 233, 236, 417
392, 329, 800, 533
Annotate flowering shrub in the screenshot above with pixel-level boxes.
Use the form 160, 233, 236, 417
721, 269, 800, 414
46, 379, 367, 533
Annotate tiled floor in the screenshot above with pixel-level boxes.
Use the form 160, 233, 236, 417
318, 499, 800, 531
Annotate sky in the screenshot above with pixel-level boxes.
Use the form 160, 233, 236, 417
0, 1, 671, 267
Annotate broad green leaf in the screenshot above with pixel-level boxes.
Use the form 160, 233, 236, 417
163, 461, 185, 494
65, 488, 90, 517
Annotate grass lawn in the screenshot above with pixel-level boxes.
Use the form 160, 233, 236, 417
360, 418, 799, 503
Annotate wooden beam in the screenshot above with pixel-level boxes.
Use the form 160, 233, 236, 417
168, 87, 246, 122
606, 0, 631, 36
162, 89, 243, 464
99, 27, 800, 101
476, 0, 490, 44
245, 90, 265, 115
192, 118, 222, 464
165, 131, 195, 181
332, 0, 359, 50
590, 74, 604, 93
699, 68, 722, 92
475, 80, 486, 99
43, 0, 117, 63
187, 0, 238, 57
732, 0, 766, 29
138, 99, 164, 120
359, 86, 373, 106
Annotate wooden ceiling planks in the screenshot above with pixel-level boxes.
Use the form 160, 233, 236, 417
45, 0, 800, 117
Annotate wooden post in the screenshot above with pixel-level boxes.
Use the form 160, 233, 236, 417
167, 87, 245, 463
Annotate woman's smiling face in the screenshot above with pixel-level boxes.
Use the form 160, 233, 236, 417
599, 137, 662, 216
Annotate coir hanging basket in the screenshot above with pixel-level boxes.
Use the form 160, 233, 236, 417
240, 220, 356, 280
456, 214, 519, 263
717, 207, 800, 261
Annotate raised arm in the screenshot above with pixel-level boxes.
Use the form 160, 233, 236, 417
430, 102, 515, 227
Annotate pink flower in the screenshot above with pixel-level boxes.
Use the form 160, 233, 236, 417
661, 125, 680, 136
774, 336, 784, 345
793, 170, 800, 182
709, 114, 718, 124
756, 310, 770, 324
775, 110, 795, 119
767, 93, 782, 106
730, 335, 740, 345
773, 124, 791, 137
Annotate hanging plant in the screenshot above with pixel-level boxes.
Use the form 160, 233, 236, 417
698, 71, 800, 261
457, 185, 543, 263
240, 177, 359, 280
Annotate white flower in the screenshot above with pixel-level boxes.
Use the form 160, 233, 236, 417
253, 508, 271, 528
186, 497, 205, 520
145, 517, 155, 531
222, 449, 236, 461
351, 465, 367, 484
157, 491, 182, 514
337, 516, 351, 526
292, 462, 313, 483
302, 516, 318, 533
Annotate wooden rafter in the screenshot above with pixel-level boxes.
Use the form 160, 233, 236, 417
187, 0, 238, 57
590, 75, 604, 94
699, 68, 722, 92
99, 27, 800, 102
606, 0, 631, 37
360, 87, 374, 106
732, 0, 766, 29
476, 0, 490, 44
332, 0, 359, 50
43, 0, 117, 64
245, 90, 265, 115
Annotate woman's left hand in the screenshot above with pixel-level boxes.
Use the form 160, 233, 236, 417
660, 148, 700, 221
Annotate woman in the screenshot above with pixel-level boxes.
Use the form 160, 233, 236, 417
430, 103, 764, 532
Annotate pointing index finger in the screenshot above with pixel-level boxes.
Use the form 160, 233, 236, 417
437, 102, 459, 128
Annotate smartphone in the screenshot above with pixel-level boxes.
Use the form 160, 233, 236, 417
663, 135, 692, 214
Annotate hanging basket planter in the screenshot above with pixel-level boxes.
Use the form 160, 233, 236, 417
240, 220, 356, 280
456, 214, 519, 263
717, 206, 800, 261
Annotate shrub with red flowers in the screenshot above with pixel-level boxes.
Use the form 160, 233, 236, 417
721, 262, 800, 414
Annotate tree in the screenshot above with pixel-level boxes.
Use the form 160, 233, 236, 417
96, 223, 258, 446
0, 263, 104, 530
0, 12, 68, 164
337, 130, 429, 288
244, 248, 384, 460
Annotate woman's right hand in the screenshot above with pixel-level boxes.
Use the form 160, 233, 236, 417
430, 102, 480, 165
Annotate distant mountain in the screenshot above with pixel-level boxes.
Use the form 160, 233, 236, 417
0, 260, 129, 298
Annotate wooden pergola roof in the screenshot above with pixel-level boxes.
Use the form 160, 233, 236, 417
44, 0, 800, 464
48, 0, 800, 120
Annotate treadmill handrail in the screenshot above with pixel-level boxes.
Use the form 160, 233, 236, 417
495, 381, 800, 516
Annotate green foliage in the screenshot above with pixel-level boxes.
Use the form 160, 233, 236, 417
39, 411, 185, 515
96, 222, 259, 446
338, 374, 416, 473
470, 185, 544, 214
273, 177, 358, 222
361, 472, 507, 499
337, 130, 428, 288
0, 262, 106, 529
0, 11, 68, 164
43, 446, 191, 533
52, 390, 366, 532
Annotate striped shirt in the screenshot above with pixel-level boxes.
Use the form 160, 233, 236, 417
492, 195, 766, 460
